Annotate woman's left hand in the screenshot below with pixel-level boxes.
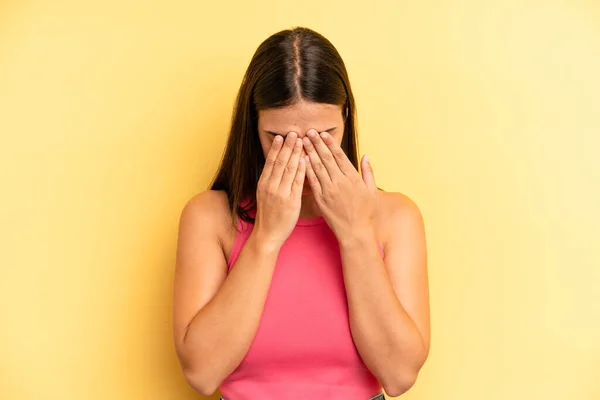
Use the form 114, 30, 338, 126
303, 128, 379, 245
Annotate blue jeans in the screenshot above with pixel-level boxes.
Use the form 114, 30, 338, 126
219, 392, 385, 400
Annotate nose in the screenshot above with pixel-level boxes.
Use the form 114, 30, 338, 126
295, 133, 307, 159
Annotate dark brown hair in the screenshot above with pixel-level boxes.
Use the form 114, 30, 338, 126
209, 27, 361, 226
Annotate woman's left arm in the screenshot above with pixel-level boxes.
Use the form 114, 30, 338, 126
302, 129, 430, 397
338, 195, 430, 397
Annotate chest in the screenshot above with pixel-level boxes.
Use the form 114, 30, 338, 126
232, 224, 364, 371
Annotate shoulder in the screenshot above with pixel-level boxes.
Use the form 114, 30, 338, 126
180, 189, 231, 221
376, 190, 425, 251
178, 190, 233, 241
377, 190, 423, 220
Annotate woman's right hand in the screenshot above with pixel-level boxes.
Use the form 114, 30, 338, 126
254, 131, 306, 250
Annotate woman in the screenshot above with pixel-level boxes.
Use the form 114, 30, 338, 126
172, 27, 430, 400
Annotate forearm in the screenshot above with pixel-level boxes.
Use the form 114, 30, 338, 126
339, 229, 427, 394
180, 232, 279, 393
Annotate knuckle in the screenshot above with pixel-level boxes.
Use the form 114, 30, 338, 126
285, 163, 296, 175
274, 157, 286, 168
321, 152, 333, 162
274, 190, 286, 201
324, 190, 336, 201
265, 185, 277, 196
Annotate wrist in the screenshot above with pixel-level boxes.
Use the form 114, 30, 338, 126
337, 224, 377, 249
248, 229, 283, 256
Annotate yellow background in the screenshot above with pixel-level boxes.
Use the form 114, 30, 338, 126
1, 1, 599, 399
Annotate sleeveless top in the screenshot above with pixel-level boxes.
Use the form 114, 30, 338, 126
219, 199, 384, 399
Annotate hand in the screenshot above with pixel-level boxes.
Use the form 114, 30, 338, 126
254, 132, 306, 250
302, 129, 378, 244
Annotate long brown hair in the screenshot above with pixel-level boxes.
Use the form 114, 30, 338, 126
209, 27, 361, 227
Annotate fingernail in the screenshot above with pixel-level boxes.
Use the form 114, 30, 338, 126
364, 154, 370, 163
321, 132, 329, 140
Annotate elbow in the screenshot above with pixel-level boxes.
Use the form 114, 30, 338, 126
382, 368, 419, 397
175, 341, 220, 396
182, 366, 219, 396
383, 345, 428, 396
382, 370, 419, 397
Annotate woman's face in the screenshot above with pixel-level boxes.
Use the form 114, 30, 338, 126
257, 100, 345, 195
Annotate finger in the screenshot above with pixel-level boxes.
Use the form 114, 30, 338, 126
291, 156, 306, 197
320, 131, 356, 176
279, 137, 303, 192
302, 133, 331, 184
259, 135, 284, 184
304, 155, 323, 197
361, 154, 377, 190
269, 132, 298, 186
306, 129, 342, 179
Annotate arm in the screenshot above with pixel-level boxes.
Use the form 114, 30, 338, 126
339, 194, 430, 397
172, 191, 279, 396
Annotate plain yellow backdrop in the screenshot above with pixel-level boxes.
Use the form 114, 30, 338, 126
1, 1, 599, 399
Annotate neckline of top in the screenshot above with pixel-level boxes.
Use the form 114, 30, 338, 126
296, 215, 326, 226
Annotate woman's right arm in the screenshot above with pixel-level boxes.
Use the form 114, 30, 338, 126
172, 132, 306, 396
172, 191, 280, 396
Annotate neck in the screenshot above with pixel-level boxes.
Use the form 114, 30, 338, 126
299, 195, 321, 219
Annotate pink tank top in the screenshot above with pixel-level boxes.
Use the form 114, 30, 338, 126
219, 200, 384, 399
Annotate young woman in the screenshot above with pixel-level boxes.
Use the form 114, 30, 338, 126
172, 27, 430, 400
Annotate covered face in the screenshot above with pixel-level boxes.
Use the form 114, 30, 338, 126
258, 100, 345, 195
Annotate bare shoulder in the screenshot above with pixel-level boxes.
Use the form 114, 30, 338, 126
377, 190, 423, 219
178, 190, 234, 249
375, 190, 425, 251
181, 190, 231, 221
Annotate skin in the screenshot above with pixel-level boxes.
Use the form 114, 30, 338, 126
257, 100, 344, 219
173, 100, 430, 396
